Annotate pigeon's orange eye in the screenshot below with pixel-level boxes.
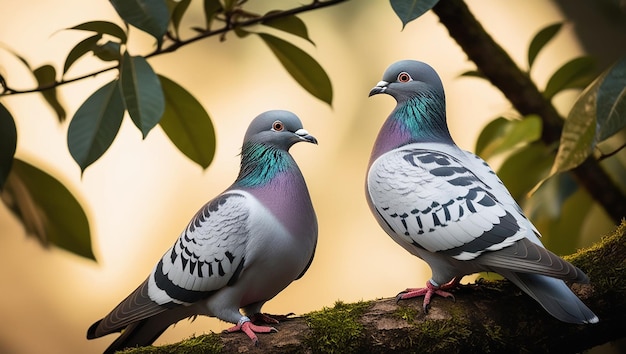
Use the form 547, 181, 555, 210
397, 72, 412, 83
272, 120, 284, 131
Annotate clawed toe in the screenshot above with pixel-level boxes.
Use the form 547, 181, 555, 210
395, 280, 458, 312
224, 316, 278, 344
396, 287, 429, 302
422, 302, 430, 315
437, 290, 455, 301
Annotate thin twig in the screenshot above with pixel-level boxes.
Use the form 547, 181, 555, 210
0, 0, 348, 96
597, 141, 626, 161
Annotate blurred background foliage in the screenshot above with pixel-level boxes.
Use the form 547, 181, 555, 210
1, 0, 624, 261
0, 0, 625, 352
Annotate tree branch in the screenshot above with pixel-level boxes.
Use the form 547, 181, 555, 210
119, 221, 626, 353
431, 0, 626, 222
0, 0, 348, 96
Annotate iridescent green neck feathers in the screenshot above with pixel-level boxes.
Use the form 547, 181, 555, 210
235, 142, 292, 188
392, 90, 451, 143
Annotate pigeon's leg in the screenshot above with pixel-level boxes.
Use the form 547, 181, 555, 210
249, 312, 295, 324
244, 301, 295, 324
396, 278, 459, 313
223, 316, 277, 344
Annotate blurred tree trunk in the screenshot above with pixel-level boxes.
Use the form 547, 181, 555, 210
122, 222, 626, 353
431, 0, 626, 223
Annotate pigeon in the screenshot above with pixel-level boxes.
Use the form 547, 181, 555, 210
366, 60, 598, 324
87, 110, 319, 353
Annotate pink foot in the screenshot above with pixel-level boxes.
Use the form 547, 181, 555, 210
396, 278, 458, 313
223, 316, 277, 344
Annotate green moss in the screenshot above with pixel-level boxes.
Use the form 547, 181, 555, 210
393, 306, 420, 323
304, 300, 372, 354
477, 322, 506, 353
116, 332, 223, 354
567, 220, 626, 296
390, 302, 475, 353
413, 314, 472, 352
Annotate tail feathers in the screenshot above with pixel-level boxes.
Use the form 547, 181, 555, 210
502, 271, 598, 324
100, 316, 170, 354
87, 319, 108, 340
94, 306, 196, 354
478, 238, 589, 283
87, 279, 169, 339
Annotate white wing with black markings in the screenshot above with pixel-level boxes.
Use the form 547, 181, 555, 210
367, 143, 527, 261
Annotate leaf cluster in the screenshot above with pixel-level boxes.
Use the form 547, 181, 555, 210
0, 0, 341, 260
391, 3, 626, 250
2, 0, 624, 271
471, 23, 626, 250
457, 23, 626, 176
392, 7, 626, 180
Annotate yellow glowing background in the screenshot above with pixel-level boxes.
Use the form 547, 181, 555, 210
0, 1, 592, 353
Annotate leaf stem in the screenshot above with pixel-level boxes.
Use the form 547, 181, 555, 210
0, 0, 348, 97
597, 142, 626, 161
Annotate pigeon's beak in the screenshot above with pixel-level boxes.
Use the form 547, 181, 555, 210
369, 80, 389, 97
295, 129, 318, 145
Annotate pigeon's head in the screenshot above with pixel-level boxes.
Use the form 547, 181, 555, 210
369, 60, 444, 102
244, 110, 317, 150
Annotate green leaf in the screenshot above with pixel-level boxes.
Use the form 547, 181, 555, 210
550, 77, 600, 175
203, 0, 223, 29
475, 115, 542, 160
158, 75, 216, 169
459, 70, 486, 80
0, 50, 66, 122
0, 103, 17, 189
547, 58, 626, 176
222, 0, 237, 12
528, 22, 562, 70
69, 20, 127, 44
543, 56, 596, 100
497, 142, 554, 201
257, 33, 333, 106
1, 50, 66, 122
596, 57, 626, 141
390, 0, 440, 30
63, 34, 102, 74
33, 65, 66, 122
525, 173, 589, 255
527, 172, 578, 220
120, 52, 164, 138
167, 0, 192, 38
110, 0, 169, 45
541, 184, 592, 255
68, 80, 125, 172
93, 41, 122, 62
263, 13, 314, 45
1, 159, 94, 260
234, 26, 251, 38
1, 47, 30, 69
476, 117, 508, 158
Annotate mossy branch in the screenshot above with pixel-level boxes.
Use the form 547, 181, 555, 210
119, 221, 626, 353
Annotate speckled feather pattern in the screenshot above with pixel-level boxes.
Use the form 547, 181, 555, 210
366, 60, 598, 324
87, 110, 318, 353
